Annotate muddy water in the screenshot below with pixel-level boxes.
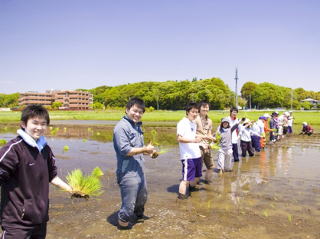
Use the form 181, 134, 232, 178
0, 123, 320, 239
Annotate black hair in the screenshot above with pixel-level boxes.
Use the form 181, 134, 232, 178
198, 100, 210, 110
230, 107, 238, 113
185, 102, 198, 115
126, 97, 145, 113
21, 104, 50, 125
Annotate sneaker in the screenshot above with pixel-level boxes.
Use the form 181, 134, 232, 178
177, 193, 189, 200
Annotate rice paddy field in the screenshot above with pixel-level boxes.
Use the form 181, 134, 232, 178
0, 110, 320, 126
0, 112, 319, 239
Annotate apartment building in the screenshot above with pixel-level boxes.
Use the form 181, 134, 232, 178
19, 92, 54, 107
19, 90, 93, 110
54, 90, 93, 110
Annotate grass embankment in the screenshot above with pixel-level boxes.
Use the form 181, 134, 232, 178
0, 110, 319, 125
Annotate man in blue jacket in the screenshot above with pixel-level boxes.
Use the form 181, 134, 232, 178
113, 98, 155, 229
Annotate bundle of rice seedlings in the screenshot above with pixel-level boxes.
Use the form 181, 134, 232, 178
66, 167, 104, 198
151, 148, 169, 158
210, 133, 221, 151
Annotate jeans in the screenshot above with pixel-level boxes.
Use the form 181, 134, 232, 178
118, 173, 147, 223
232, 143, 239, 162
251, 135, 261, 152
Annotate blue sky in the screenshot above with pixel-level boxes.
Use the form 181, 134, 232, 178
1, 0, 319, 94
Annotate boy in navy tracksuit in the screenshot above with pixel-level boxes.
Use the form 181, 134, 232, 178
0, 105, 74, 239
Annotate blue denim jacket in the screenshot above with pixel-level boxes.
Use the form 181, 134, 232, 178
113, 115, 145, 182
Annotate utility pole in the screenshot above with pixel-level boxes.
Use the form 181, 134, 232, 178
234, 68, 238, 108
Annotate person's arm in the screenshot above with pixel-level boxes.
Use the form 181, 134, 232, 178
51, 176, 73, 192
231, 118, 245, 133
127, 143, 154, 156
0, 143, 19, 185
177, 134, 202, 143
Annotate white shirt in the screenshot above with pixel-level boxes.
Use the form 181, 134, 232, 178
251, 122, 262, 136
227, 116, 239, 144
239, 125, 252, 142
177, 117, 201, 160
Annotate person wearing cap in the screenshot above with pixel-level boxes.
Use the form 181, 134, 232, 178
300, 122, 313, 136
260, 114, 272, 148
238, 118, 255, 157
227, 107, 240, 162
259, 113, 272, 149
287, 111, 294, 134
282, 112, 290, 136
215, 117, 245, 173
269, 112, 279, 142
251, 117, 264, 152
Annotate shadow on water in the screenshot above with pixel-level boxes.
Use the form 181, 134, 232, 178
1, 122, 320, 239
167, 184, 179, 194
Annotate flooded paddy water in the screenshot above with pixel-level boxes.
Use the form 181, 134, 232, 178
0, 122, 319, 239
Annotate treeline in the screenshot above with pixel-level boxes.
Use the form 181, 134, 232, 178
1, 79, 319, 110
0, 93, 19, 108
89, 78, 234, 110
241, 82, 320, 110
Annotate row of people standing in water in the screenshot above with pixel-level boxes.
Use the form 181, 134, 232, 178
176, 102, 301, 199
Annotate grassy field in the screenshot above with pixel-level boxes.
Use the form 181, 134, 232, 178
0, 110, 319, 125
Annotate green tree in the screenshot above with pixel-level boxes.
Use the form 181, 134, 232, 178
52, 101, 63, 110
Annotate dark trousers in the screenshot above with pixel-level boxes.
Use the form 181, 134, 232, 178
251, 135, 261, 152
1, 223, 47, 239
240, 140, 254, 157
232, 143, 239, 162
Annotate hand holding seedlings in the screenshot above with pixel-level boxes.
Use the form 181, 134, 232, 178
144, 142, 155, 155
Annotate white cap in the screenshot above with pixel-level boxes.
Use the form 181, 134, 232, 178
263, 113, 270, 118
302, 122, 307, 125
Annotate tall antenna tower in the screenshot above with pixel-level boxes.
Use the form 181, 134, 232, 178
235, 68, 238, 108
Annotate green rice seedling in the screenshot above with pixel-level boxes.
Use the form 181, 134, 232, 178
210, 132, 221, 151
150, 129, 159, 146
66, 168, 104, 198
0, 139, 7, 146
151, 148, 169, 158
91, 167, 104, 178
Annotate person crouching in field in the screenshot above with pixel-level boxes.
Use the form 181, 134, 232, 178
0, 105, 74, 239
195, 101, 215, 184
216, 117, 245, 173
177, 103, 203, 199
300, 122, 314, 136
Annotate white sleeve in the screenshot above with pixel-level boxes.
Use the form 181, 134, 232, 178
177, 121, 185, 137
